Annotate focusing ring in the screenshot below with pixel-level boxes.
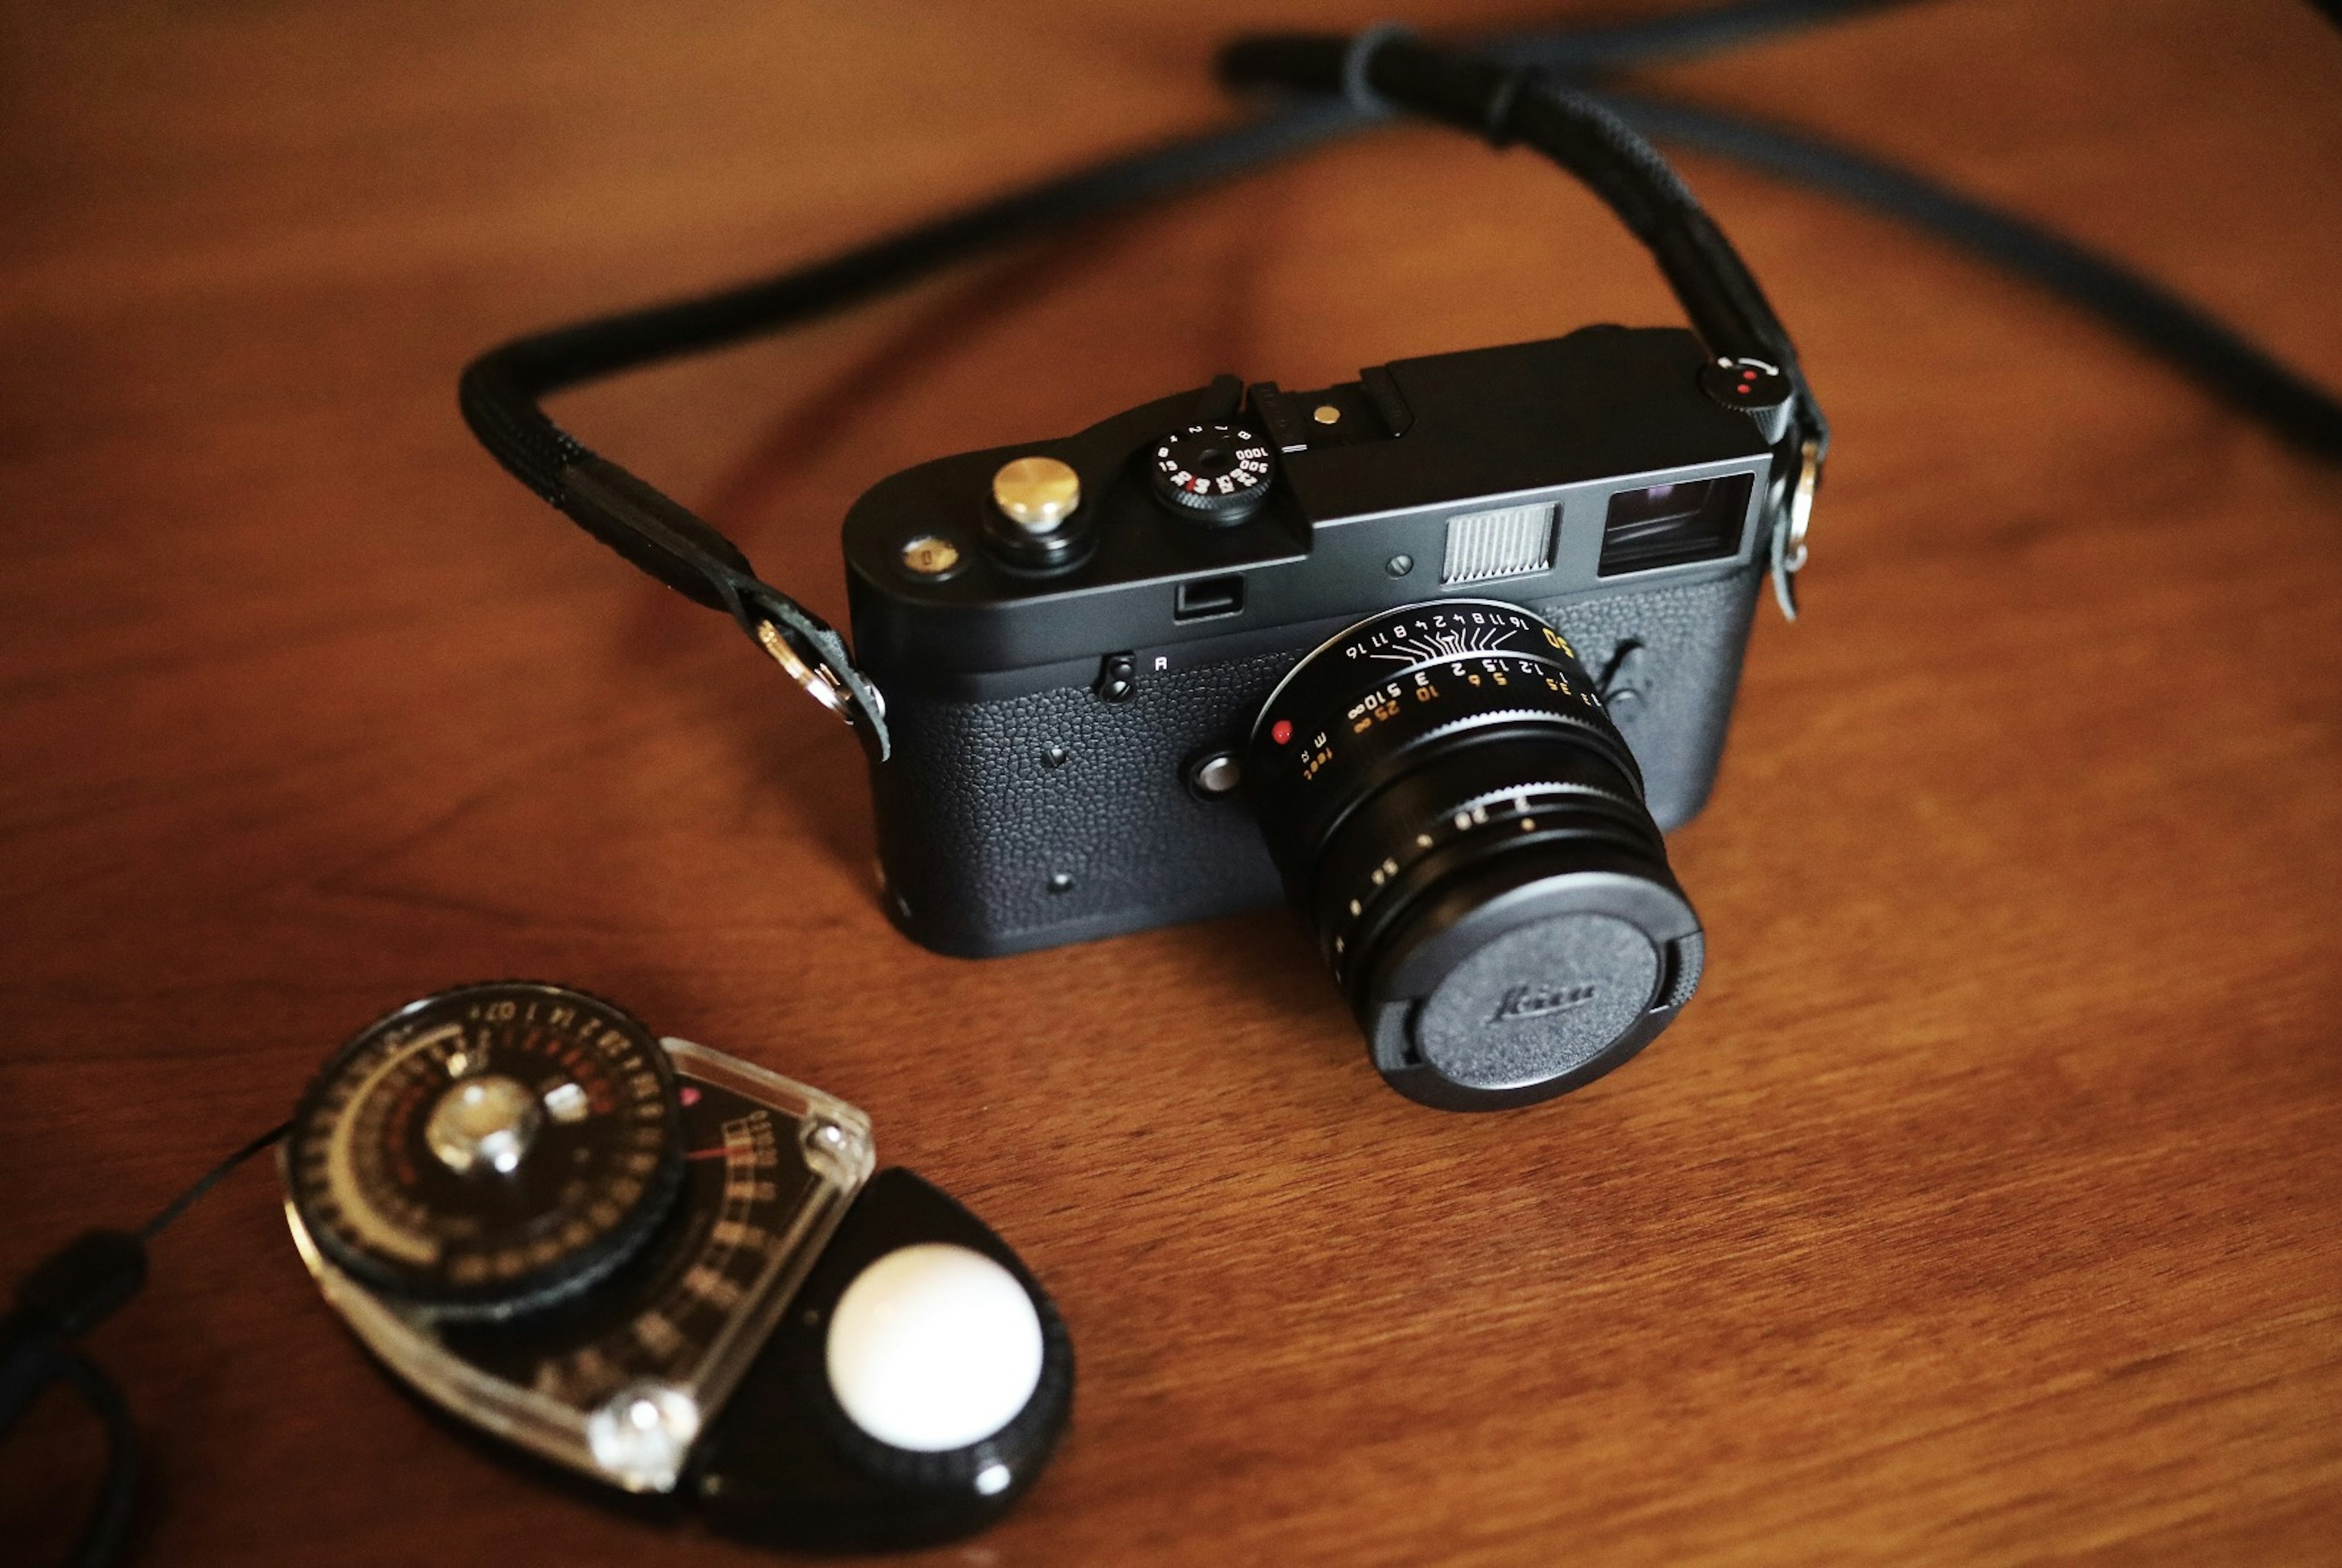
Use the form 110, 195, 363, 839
1308, 739, 1656, 984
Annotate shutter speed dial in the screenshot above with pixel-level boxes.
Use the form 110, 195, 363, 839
1148, 424, 1273, 523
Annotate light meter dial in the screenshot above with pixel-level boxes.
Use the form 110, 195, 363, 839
285, 982, 685, 1320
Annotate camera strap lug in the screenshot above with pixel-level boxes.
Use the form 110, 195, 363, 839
739, 588, 890, 762
1770, 435, 1822, 621
754, 618, 877, 728
546, 456, 891, 759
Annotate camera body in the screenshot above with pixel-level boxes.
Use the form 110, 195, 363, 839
845, 325, 1782, 964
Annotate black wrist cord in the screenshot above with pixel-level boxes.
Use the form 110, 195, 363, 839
1, 1122, 287, 1568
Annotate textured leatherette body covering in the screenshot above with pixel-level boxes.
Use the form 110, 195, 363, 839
1535, 568, 1761, 832
870, 567, 1760, 958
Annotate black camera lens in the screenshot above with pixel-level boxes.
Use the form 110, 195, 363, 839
1246, 602, 1703, 1111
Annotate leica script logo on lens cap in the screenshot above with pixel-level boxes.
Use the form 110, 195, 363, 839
1490, 981, 1597, 1023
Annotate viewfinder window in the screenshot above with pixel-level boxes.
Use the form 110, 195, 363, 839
1599, 474, 1752, 576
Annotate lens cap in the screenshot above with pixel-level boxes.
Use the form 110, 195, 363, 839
1362, 858, 1703, 1111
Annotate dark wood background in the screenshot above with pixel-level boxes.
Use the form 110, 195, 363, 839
4, 1, 2339, 1562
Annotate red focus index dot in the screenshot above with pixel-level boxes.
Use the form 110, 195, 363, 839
1271, 719, 1294, 745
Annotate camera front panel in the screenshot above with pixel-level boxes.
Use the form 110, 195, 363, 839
865, 562, 1760, 958
868, 646, 1295, 958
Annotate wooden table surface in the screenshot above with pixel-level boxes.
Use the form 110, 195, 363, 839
5, 1, 2340, 1563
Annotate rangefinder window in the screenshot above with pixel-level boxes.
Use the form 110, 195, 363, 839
1599, 473, 1753, 576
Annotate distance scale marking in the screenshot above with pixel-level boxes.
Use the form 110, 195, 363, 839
1297, 654, 1605, 788
1257, 607, 1605, 807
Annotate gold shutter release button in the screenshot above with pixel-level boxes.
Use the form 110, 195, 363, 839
991, 456, 1080, 533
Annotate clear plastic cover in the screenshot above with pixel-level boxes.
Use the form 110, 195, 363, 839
285, 1037, 875, 1492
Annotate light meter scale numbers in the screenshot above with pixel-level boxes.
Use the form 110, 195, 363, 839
518, 1104, 809, 1408
287, 984, 682, 1316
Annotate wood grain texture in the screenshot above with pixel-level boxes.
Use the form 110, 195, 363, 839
3, 1, 2340, 1563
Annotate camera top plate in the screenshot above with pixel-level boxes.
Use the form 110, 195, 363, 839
841, 326, 1778, 689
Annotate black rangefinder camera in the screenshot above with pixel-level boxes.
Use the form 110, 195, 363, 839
460, 35, 1825, 1111
847, 327, 1799, 1109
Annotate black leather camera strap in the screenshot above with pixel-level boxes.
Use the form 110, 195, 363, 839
457, 2, 2342, 757
459, 26, 1841, 761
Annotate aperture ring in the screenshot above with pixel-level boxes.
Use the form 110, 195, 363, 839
1318, 780, 1655, 984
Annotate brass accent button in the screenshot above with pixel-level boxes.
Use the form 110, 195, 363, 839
1312, 404, 1342, 426
990, 456, 1081, 533
898, 535, 962, 578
